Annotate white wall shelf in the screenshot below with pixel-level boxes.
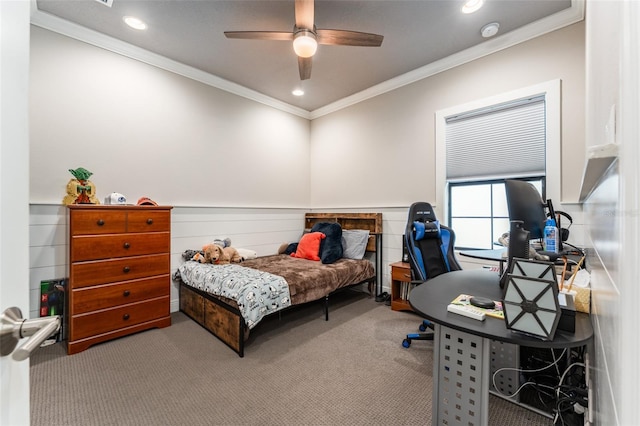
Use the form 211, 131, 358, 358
579, 143, 619, 202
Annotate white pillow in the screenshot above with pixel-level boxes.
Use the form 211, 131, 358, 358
236, 248, 258, 260
341, 229, 370, 259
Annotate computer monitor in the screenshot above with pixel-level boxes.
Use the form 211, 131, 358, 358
504, 180, 548, 241
500, 180, 554, 290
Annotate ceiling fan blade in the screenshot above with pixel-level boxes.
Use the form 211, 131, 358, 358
316, 29, 384, 47
224, 31, 293, 41
298, 56, 312, 80
295, 0, 314, 30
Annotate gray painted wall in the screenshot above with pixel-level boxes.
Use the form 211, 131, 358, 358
29, 27, 311, 208
310, 23, 585, 208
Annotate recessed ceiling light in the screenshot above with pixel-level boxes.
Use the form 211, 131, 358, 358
123, 16, 147, 30
481, 22, 500, 38
292, 89, 304, 96
461, 0, 484, 14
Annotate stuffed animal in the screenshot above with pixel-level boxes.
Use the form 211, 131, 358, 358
202, 244, 242, 264
183, 249, 204, 262
213, 237, 232, 248
223, 246, 243, 263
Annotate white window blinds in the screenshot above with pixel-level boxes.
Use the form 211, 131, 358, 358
445, 95, 546, 181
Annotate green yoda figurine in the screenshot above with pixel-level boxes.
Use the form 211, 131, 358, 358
63, 167, 100, 205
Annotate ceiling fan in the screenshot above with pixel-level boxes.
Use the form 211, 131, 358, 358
224, 0, 384, 80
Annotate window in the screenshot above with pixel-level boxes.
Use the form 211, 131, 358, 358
435, 80, 560, 250
449, 178, 543, 250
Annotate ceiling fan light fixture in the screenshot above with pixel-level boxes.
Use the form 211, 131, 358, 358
293, 30, 318, 58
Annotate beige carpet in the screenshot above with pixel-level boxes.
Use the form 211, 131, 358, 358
30, 290, 553, 425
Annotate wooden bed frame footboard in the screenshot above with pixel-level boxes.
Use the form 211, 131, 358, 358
179, 212, 382, 357
180, 283, 247, 356
179, 275, 376, 357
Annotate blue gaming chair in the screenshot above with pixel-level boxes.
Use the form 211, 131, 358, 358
402, 202, 462, 348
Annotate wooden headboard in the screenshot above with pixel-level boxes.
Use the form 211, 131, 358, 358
304, 212, 382, 252
304, 212, 383, 296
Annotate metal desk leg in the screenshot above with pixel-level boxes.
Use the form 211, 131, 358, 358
432, 324, 490, 426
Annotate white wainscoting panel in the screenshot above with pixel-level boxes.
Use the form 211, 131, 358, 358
29, 205, 413, 318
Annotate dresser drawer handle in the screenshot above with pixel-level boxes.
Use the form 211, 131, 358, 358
123, 266, 131, 273
123, 314, 130, 321
123, 290, 130, 297
123, 242, 130, 249
97, 219, 105, 226
146, 218, 153, 225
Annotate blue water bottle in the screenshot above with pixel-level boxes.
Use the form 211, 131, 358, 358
544, 218, 558, 253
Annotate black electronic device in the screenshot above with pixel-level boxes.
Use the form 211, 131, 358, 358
547, 210, 573, 242
505, 179, 572, 255
508, 220, 530, 260
504, 180, 548, 240
499, 220, 530, 290
469, 296, 496, 309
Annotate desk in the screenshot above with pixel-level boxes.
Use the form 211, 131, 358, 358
409, 269, 593, 426
459, 248, 585, 277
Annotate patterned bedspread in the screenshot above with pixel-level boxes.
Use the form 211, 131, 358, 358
176, 261, 291, 329
241, 255, 375, 305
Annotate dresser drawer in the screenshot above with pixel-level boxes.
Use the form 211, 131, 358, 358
71, 232, 170, 262
127, 210, 171, 233
71, 275, 169, 314
70, 297, 169, 340
70, 210, 127, 235
392, 265, 412, 282
70, 254, 170, 288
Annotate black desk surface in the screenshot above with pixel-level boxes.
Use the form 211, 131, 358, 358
409, 269, 593, 349
459, 248, 507, 263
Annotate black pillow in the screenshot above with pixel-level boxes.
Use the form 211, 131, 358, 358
283, 243, 298, 255
310, 222, 343, 264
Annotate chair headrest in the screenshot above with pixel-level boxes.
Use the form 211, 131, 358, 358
413, 220, 441, 241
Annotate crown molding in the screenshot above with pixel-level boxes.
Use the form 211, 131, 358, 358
30, 0, 583, 121
29, 8, 311, 120
309, 0, 584, 119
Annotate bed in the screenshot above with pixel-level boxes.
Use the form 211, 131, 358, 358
175, 212, 382, 357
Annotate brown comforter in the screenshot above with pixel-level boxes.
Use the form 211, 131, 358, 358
241, 254, 375, 305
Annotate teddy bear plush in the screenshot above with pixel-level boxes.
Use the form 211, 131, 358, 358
202, 244, 242, 264
223, 246, 243, 263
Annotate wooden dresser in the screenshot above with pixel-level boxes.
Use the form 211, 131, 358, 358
67, 205, 173, 354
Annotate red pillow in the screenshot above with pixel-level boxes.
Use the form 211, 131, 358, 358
291, 232, 326, 261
